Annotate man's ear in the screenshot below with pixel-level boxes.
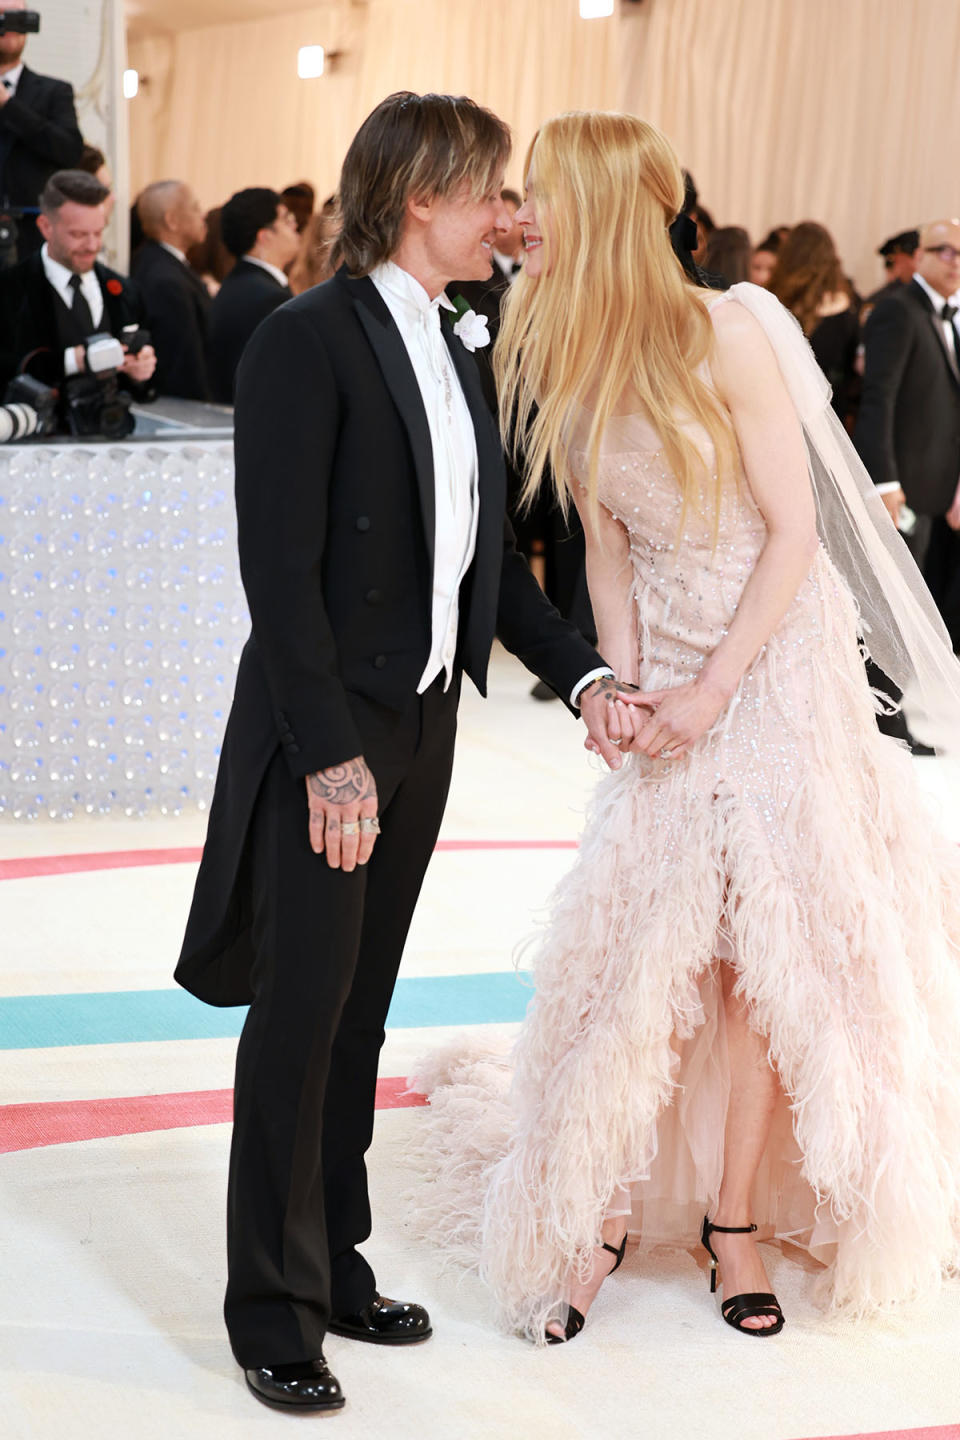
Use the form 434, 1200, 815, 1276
406, 192, 434, 225
36, 213, 52, 244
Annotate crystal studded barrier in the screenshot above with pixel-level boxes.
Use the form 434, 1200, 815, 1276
0, 442, 245, 820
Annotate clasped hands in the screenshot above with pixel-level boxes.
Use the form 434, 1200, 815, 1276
304, 673, 732, 870
578, 674, 730, 769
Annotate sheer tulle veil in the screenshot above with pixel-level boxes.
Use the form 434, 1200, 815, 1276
724, 282, 960, 760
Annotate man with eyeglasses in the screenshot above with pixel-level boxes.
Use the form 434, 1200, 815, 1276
207, 187, 301, 404
856, 219, 960, 556
855, 218, 960, 721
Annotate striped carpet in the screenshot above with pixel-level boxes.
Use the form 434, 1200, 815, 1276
2, 646, 958, 1440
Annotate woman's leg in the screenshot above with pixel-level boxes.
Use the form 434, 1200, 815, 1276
708, 958, 781, 1329
544, 1212, 629, 1341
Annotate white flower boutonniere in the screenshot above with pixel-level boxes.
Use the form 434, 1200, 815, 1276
450, 294, 490, 353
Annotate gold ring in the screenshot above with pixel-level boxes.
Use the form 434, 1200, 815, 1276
340, 821, 360, 835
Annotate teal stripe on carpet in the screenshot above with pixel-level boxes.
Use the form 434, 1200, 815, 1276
0, 972, 534, 1050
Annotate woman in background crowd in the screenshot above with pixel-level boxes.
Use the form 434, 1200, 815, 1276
186, 206, 234, 297
288, 195, 339, 294
702, 225, 751, 285
771, 220, 860, 425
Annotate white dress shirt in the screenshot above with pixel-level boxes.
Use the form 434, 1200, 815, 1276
1, 61, 24, 96
370, 261, 610, 706
41, 243, 104, 377
370, 261, 480, 693
159, 241, 188, 265
492, 248, 520, 282
914, 272, 960, 368
242, 254, 290, 288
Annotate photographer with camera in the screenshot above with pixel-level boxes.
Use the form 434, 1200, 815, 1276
0, 168, 157, 436
0, 3, 84, 262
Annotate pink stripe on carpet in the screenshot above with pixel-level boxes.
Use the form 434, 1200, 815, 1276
0, 1078, 427, 1154
0, 838, 578, 881
789, 1427, 960, 1439
0, 847, 204, 879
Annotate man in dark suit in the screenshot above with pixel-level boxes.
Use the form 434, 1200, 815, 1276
0, 168, 156, 412
0, 1, 83, 260
854, 218, 960, 735
863, 228, 919, 309
207, 187, 300, 403
175, 93, 628, 1415
855, 219, 960, 565
132, 180, 211, 400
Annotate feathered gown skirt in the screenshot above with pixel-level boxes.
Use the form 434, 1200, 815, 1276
410, 549, 960, 1343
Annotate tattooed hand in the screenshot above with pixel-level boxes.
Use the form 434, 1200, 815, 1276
305, 756, 379, 871
578, 676, 654, 770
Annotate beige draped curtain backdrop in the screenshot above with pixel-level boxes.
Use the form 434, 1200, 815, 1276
129, 0, 960, 292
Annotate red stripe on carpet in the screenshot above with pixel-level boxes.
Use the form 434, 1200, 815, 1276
0, 838, 578, 881
790, 1428, 960, 1440
0, 1078, 427, 1154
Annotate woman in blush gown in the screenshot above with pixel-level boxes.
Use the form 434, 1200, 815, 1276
411, 112, 960, 1346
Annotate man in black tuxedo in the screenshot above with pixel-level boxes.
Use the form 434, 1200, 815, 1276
0, 168, 156, 411
863, 228, 919, 309
855, 220, 960, 566
132, 180, 211, 400
854, 218, 960, 731
175, 92, 628, 1415
0, 1, 83, 260
207, 187, 300, 403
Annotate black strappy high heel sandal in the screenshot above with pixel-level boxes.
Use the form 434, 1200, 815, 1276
700, 1217, 785, 1337
546, 1234, 628, 1345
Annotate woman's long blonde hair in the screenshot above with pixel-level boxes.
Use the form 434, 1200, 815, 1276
494, 112, 736, 533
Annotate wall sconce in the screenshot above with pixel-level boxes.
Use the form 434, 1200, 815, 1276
298, 45, 325, 78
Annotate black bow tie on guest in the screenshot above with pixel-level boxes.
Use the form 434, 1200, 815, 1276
69, 273, 96, 336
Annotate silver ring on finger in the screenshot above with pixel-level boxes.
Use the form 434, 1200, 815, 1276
359, 816, 380, 833
340, 821, 360, 835
659, 747, 677, 759
610, 738, 622, 746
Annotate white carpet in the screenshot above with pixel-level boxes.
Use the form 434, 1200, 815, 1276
1, 645, 958, 1440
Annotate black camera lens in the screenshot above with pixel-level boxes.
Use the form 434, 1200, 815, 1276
99, 398, 136, 440
0, 10, 41, 34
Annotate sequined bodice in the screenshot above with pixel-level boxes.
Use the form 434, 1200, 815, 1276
572, 411, 771, 690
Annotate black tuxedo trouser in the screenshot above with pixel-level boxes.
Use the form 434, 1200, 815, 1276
924, 515, 960, 653
224, 677, 458, 1367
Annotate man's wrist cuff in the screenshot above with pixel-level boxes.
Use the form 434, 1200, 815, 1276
571, 667, 615, 709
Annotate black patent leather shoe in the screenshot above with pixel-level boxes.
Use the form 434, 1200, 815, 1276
245, 1356, 345, 1412
328, 1294, 432, 1345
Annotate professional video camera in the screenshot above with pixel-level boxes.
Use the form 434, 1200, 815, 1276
0, 374, 58, 443
62, 325, 152, 439
0, 9, 41, 34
